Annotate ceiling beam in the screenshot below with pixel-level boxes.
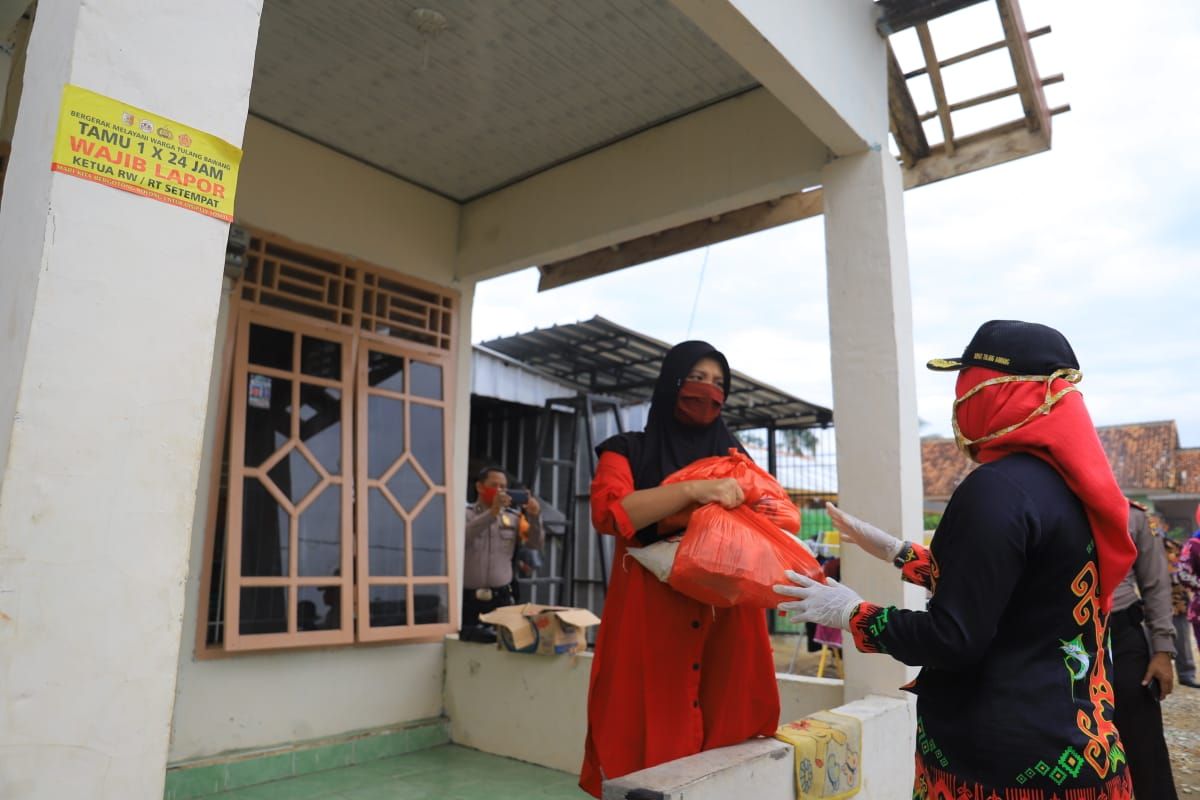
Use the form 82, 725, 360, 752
538, 121, 1055, 292
538, 190, 824, 292
670, 0, 887, 155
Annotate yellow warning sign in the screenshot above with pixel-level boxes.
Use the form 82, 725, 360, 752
50, 84, 241, 222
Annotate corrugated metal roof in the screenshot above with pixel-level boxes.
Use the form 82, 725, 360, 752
471, 344, 578, 406
478, 316, 832, 430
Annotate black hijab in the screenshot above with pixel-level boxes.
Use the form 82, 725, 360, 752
596, 340, 745, 544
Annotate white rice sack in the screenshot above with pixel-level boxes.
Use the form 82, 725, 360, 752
625, 539, 679, 582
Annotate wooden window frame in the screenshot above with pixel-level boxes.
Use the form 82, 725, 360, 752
355, 336, 457, 642
195, 227, 459, 656
224, 310, 356, 652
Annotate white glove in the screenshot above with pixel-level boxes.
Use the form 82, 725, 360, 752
773, 570, 862, 629
825, 502, 904, 563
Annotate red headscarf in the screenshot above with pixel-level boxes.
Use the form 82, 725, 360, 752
955, 367, 1134, 612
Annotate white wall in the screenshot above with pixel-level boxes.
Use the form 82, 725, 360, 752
443, 637, 846, 775
0, 2, 262, 797
168, 123, 473, 763
671, 0, 887, 156
456, 88, 828, 279
237, 117, 460, 285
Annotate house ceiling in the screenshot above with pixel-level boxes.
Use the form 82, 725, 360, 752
250, 0, 757, 201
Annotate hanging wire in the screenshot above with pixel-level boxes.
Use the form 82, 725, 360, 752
685, 246, 711, 338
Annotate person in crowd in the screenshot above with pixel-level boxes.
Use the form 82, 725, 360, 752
1108, 501, 1178, 798
462, 466, 542, 629
579, 341, 778, 798
777, 320, 1136, 799
1163, 531, 1199, 688
1178, 506, 1200, 688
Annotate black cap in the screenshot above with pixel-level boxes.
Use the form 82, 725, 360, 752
926, 320, 1080, 374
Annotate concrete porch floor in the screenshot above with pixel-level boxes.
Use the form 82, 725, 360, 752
191, 745, 588, 799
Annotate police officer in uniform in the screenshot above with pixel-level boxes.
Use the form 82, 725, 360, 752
461, 466, 543, 630
1111, 500, 1179, 799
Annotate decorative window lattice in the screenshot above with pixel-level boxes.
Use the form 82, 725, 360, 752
238, 230, 456, 352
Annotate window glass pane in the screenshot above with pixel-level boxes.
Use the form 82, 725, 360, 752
367, 351, 404, 392
205, 433, 231, 646
410, 403, 444, 484
412, 494, 447, 576
267, 446, 321, 504
414, 585, 449, 625
241, 478, 289, 577
368, 585, 408, 628
298, 585, 342, 632
248, 324, 292, 370
298, 485, 341, 577
367, 395, 404, 479
239, 587, 288, 635
387, 459, 429, 513
300, 336, 341, 379
410, 361, 443, 400
244, 375, 292, 466
300, 387, 342, 475
368, 488, 407, 576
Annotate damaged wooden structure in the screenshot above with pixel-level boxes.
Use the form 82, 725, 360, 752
539, 0, 1065, 292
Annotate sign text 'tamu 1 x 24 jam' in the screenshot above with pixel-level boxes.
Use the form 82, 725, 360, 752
50, 84, 242, 222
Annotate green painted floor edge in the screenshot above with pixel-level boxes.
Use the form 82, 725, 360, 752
185, 744, 588, 799
164, 718, 450, 800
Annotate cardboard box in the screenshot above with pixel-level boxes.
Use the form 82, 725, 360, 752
479, 603, 601, 656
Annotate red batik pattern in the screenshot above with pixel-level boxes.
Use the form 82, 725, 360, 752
895, 542, 939, 591
914, 754, 1133, 800
848, 602, 888, 654
1069, 561, 1126, 780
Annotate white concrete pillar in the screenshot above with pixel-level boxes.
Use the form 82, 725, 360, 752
0, 2, 262, 798
823, 147, 926, 704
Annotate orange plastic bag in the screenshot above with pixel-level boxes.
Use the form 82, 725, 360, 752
660, 449, 802, 534
661, 451, 822, 608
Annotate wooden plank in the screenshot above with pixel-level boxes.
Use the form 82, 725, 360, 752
876, 0, 991, 35
537, 124, 1055, 292
916, 23, 955, 156
537, 190, 824, 292
918, 73, 1063, 121
887, 45, 930, 167
902, 121, 1049, 189
997, 0, 1051, 137
904, 26, 1050, 79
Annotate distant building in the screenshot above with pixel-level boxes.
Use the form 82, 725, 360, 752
922, 420, 1200, 534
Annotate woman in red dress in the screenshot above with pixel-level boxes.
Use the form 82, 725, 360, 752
578, 341, 780, 797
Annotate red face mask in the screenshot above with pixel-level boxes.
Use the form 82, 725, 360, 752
674, 381, 725, 427
478, 485, 499, 506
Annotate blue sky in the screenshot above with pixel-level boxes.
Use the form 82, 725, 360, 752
473, 1, 1200, 447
